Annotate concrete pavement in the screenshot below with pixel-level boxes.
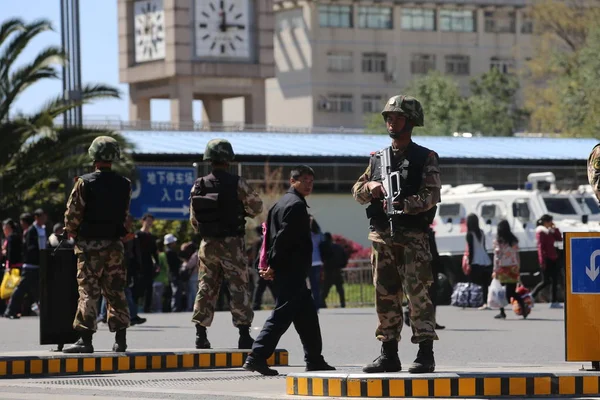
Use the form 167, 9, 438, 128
0, 304, 584, 399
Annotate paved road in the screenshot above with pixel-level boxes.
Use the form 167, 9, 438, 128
0, 304, 577, 399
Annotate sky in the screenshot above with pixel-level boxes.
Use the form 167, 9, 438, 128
5, 1, 201, 123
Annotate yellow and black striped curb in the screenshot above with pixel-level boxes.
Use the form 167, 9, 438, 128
286, 372, 600, 397
0, 349, 288, 378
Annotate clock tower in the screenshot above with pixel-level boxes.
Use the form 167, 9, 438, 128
118, 0, 274, 126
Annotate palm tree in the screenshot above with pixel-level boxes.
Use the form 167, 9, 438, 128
0, 17, 134, 222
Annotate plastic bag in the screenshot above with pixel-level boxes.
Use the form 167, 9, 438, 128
487, 278, 508, 309
1, 268, 21, 300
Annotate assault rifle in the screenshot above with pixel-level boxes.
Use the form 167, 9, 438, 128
379, 147, 409, 232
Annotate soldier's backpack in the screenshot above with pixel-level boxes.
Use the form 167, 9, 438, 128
451, 282, 484, 308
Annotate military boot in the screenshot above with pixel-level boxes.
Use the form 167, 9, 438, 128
408, 340, 435, 374
238, 325, 254, 349
63, 331, 94, 354
362, 340, 401, 373
195, 324, 211, 349
112, 329, 127, 352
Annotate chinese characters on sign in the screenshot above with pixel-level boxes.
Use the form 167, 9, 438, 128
129, 166, 197, 220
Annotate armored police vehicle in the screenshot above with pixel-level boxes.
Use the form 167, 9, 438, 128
432, 172, 600, 288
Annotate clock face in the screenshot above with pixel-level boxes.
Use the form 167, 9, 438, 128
194, 0, 251, 60
134, 0, 165, 63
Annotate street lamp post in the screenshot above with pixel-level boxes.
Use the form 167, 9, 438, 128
60, 0, 83, 201
60, 0, 83, 129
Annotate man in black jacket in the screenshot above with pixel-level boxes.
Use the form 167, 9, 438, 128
243, 165, 335, 376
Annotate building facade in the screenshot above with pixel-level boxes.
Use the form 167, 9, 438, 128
118, 0, 275, 126
265, 0, 533, 129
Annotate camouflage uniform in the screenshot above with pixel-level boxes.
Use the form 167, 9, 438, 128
65, 180, 131, 333
190, 138, 263, 349
587, 143, 600, 202
63, 136, 131, 354
352, 154, 441, 344
190, 177, 263, 327
353, 95, 440, 374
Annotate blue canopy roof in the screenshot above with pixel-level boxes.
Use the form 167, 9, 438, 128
121, 130, 597, 160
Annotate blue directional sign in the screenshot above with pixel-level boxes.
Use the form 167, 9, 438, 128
129, 166, 197, 221
570, 237, 600, 294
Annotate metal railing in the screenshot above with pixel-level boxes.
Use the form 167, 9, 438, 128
80, 118, 366, 134
255, 259, 375, 309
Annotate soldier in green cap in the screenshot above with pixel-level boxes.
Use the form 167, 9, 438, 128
63, 136, 132, 353
189, 138, 263, 349
352, 95, 441, 374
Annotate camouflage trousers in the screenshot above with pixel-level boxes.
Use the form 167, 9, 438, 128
371, 231, 438, 344
73, 240, 130, 333
191, 237, 254, 327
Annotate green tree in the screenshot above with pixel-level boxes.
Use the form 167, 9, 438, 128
524, 0, 600, 136
364, 71, 467, 136
465, 68, 526, 136
0, 18, 132, 224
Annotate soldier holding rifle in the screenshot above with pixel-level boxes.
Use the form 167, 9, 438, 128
352, 95, 441, 374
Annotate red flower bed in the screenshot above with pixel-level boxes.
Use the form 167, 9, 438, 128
332, 234, 371, 265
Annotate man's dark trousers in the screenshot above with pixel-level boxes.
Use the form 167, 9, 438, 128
251, 273, 323, 362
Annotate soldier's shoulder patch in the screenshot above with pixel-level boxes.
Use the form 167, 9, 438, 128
594, 157, 600, 170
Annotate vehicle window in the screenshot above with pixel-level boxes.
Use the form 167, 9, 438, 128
439, 203, 461, 218
580, 197, 600, 214
512, 201, 530, 220
543, 197, 576, 215
481, 204, 496, 219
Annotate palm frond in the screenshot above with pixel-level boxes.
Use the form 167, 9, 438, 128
28, 83, 121, 123
0, 19, 54, 82
0, 18, 25, 47
0, 67, 58, 120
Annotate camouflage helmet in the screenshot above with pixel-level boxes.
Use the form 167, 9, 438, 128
88, 136, 121, 162
203, 138, 235, 162
381, 95, 424, 127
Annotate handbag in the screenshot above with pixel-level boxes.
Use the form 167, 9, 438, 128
487, 278, 508, 309
1, 268, 21, 300
461, 243, 471, 275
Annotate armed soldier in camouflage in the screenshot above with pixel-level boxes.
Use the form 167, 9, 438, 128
352, 95, 440, 374
63, 136, 131, 353
190, 139, 263, 349
587, 144, 600, 203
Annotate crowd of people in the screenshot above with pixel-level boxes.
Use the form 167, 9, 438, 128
461, 212, 564, 319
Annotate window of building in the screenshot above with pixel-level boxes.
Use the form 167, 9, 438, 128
362, 52, 387, 73
521, 12, 534, 34
358, 6, 393, 29
319, 5, 353, 28
325, 94, 353, 113
445, 55, 470, 75
411, 54, 436, 74
362, 95, 383, 113
327, 52, 353, 72
440, 10, 475, 32
484, 10, 516, 33
490, 57, 515, 74
401, 8, 436, 31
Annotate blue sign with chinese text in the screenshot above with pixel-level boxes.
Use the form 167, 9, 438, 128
129, 166, 197, 220
570, 237, 600, 294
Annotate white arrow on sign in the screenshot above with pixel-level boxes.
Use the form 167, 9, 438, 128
586, 249, 600, 282
147, 204, 189, 216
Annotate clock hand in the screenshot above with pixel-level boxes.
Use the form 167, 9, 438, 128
219, 1, 226, 33
223, 23, 246, 30
220, 11, 226, 32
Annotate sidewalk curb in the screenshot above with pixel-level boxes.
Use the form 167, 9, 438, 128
287, 371, 600, 397
0, 349, 288, 378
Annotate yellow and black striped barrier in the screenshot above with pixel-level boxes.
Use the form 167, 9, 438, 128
286, 371, 600, 397
0, 348, 288, 378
